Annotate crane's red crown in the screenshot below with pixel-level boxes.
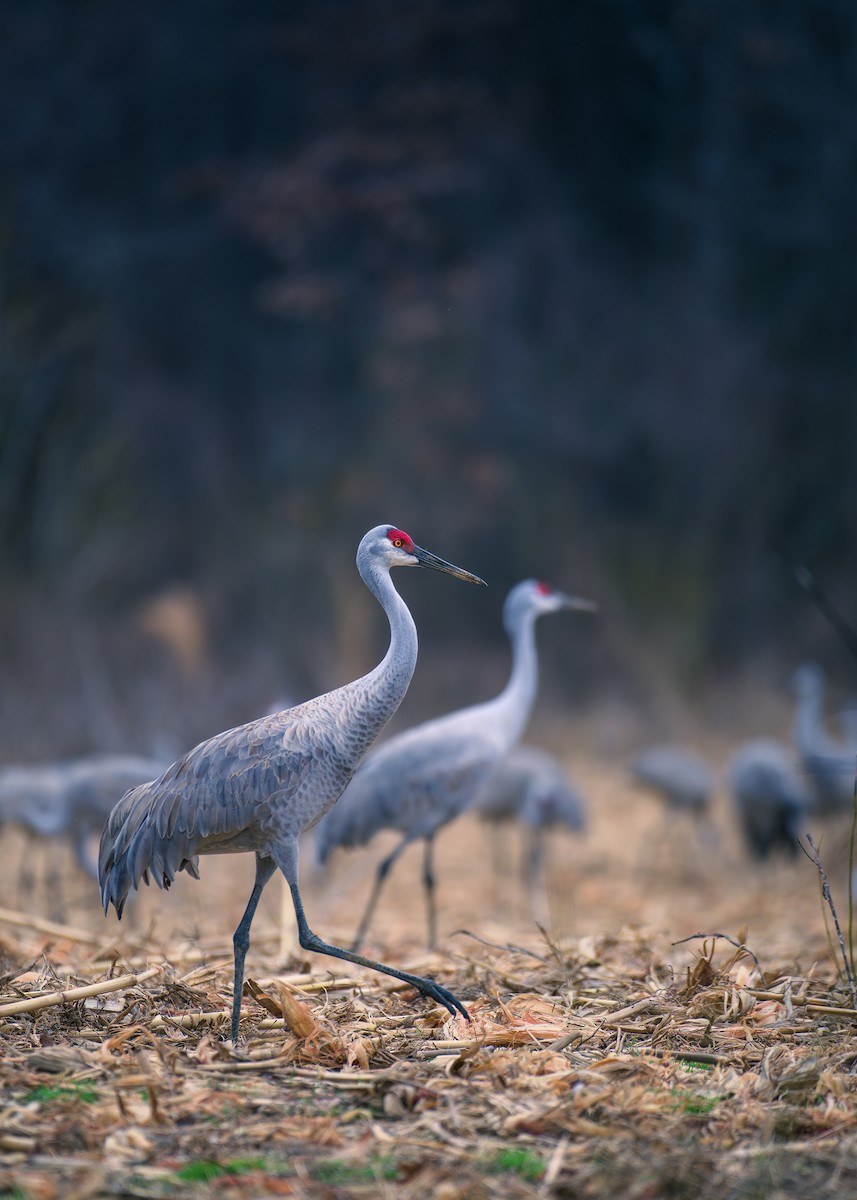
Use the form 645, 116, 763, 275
535, 581, 552, 595
387, 528, 415, 553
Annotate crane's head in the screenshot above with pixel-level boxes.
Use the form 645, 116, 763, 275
358, 525, 486, 585
791, 661, 824, 697
503, 579, 597, 633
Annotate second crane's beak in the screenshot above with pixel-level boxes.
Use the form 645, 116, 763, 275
557, 592, 598, 613
413, 545, 487, 586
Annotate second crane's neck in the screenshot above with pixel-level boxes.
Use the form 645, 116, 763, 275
346, 559, 419, 760
486, 610, 540, 748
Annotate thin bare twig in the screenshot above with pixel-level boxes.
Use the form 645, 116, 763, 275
801, 834, 857, 1010
671, 932, 761, 971
450, 928, 550, 964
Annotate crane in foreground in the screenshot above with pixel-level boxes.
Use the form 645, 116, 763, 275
99, 526, 485, 1041
473, 745, 586, 914
792, 663, 857, 814
315, 580, 595, 951
0, 755, 164, 908
729, 739, 810, 860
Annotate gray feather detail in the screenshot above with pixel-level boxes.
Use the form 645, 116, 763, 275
474, 747, 587, 832
98, 712, 320, 915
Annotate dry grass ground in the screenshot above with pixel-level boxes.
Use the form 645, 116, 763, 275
1, 747, 856, 1199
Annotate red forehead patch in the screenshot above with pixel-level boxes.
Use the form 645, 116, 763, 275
535, 581, 552, 595
387, 528, 415, 552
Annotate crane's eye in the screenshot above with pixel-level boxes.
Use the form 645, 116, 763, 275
393, 538, 403, 548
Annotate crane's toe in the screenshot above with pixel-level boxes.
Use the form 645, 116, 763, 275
417, 977, 470, 1021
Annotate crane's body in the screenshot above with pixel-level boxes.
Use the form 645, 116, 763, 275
316, 580, 595, 949
99, 526, 485, 1040
629, 746, 713, 815
474, 745, 586, 911
729, 738, 809, 860
475, 746, 586, 832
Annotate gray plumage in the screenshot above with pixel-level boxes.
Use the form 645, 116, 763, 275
629, 746, 713, 815
474, 746, 586, 903
792, 663, 856, 814
99, 525, 485, 1040
315, 580, 595, 950
0, 754, 164, 881
729, 738, 810, 860
474, 746, 586, 832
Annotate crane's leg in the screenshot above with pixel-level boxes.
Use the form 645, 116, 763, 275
230, 854, 277, 1042
17, 828, 38, 903
279, 862, 469, 1022
46, 838, 67, 923
524, 827, 550, 927
351, 834, 414, 952
523, 827, 545, 899
271, 837, 469, 1020
489, 821, 508, 903
422, 834, 437, 951
73, 826, 99, 881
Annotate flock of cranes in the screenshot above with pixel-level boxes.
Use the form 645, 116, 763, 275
0, 523, 854, 1041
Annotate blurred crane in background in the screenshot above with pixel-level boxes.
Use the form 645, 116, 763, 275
629, 745, 713, 817
99, 526, 485, 1041
315, 580, 596, 951
0, 754, 164, 916
729, 739, 810, 860
628, 744, 716, 869
472, 744, 586, 922
792, 663, 857, 814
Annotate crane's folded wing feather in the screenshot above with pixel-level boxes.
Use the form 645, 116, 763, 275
99, 714, 314, 916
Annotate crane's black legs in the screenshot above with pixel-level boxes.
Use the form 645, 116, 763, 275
287, 877, 469, 1022
230, 855, 277, 1042
350, 834, 413, 952
523, 827, 545, 898
523, 827, 549, 926
422, 834, 437, 951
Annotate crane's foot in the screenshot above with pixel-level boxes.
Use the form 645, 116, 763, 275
412, 975, 469, 1021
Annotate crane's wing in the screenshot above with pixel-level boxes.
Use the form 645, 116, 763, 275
99, 712, 317, 917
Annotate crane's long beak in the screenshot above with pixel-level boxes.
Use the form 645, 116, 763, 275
558, 592, 598, 613
413, 545, 487, 586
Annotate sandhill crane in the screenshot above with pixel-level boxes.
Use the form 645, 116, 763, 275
629, 746, 713, 816
627, 744, 717, 871
0, 756, 164, 909
99, 526, 485, 1041
729, 739, 810, 860
473, 745, 586, 912
792, 663, 856, 813
315, 580, 595, 951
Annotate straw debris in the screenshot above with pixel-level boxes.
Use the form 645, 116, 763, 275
0, 908, 855, 1199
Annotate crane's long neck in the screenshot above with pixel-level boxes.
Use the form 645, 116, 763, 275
794, 684, 836, 758
343, 561, 418, 762
483, 612, 540, 749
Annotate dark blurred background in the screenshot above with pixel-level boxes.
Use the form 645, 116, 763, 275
1, 0, 854, 760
